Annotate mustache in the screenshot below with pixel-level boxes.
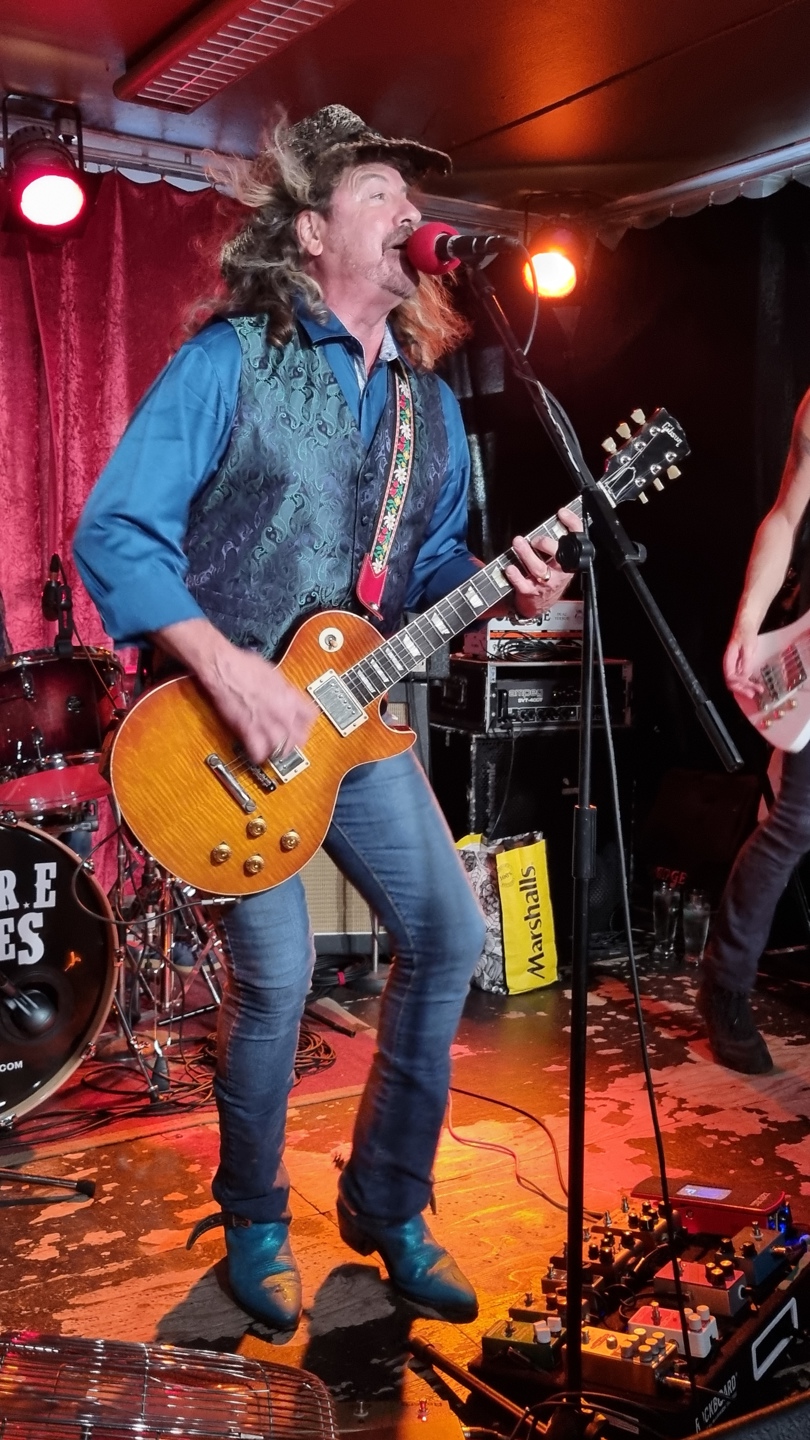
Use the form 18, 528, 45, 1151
385, 224, 416, 250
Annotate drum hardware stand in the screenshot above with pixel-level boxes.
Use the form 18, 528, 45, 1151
84, 817, 170, 1102
124, 858, 223, 1024
96, 816, 223, 1100
170, 890, 225, 1019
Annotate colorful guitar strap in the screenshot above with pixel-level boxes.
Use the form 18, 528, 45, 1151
355, 363, 415, 617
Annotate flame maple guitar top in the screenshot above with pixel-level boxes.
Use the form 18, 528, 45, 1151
110, 610, 415, 895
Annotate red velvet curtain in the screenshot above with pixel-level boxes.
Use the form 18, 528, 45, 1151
0, 172, 243, 653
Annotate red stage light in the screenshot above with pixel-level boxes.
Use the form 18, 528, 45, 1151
19, 171, 86, 227
522, 227, 581, 299
3, 117, 94, 237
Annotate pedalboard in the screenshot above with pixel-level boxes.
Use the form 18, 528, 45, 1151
472, 1184, 810, 1435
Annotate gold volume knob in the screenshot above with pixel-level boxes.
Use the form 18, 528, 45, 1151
243, 854, 265, 876
280, 830, 300, 852
246, 817, 267, 838
210, 843, 232, 865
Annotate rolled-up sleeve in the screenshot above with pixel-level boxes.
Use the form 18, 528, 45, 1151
404, 378, 480, 610
73, 322, 240, 645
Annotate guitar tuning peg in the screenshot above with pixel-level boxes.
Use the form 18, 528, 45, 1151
666, 465, 681, 480
616, 422, 632, 440
653, 478, 664, 491
602, 437, 618, 454
630, 408, 646, 424
638, 492, 649, 504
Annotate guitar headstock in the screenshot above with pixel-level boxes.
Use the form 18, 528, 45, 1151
599, 407, 690, 509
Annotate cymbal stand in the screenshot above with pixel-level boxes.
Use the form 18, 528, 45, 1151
92, 815, 164, 1101
169, 887, 225, 1019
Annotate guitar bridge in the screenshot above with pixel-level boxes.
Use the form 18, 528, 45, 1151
233, 744, 277, 793
205, 753, 257, 813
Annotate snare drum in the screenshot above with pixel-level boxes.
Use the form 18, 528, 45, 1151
0, 647, 124, 815
0, 821, 116, 1120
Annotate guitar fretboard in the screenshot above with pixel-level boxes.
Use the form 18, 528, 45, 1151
341, 499, 583, 705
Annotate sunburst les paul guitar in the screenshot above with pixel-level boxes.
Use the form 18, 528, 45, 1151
110, 408, 689, 894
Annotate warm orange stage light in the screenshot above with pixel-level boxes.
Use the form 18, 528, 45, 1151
522, 249, 578, 299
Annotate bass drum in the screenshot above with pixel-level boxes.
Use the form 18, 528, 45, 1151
0, 822, 116, 1120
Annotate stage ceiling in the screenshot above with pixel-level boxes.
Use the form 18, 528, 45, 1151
2, 0, 810, 217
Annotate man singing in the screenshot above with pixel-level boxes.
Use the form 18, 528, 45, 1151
698, 390, 810, 1074
75, 105, 578, 1332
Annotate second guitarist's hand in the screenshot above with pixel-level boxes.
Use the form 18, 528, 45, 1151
723, 624, 764, 700
153, 617, 317, 764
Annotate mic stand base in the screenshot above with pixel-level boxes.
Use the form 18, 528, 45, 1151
0, 1165, 96, 1207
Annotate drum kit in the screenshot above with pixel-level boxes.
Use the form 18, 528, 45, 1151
0, 561, 226, 1133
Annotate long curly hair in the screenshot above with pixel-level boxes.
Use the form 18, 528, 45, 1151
203, 118, 469, 371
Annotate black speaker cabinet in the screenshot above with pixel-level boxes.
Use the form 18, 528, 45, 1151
429, 724, 634, 957
638, 767, 762, 903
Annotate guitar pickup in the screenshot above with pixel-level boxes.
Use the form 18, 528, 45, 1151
307, 669, 367, 736
267, 748, 309, 783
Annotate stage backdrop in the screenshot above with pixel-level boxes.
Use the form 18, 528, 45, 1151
0, 172, 243, 653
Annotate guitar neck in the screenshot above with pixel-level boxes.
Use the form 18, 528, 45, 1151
340, 497, 584, 707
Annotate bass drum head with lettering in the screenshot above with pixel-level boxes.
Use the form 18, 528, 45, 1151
0, 822, 116, 1121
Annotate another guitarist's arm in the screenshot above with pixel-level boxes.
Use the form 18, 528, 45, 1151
726, 392, 810, 699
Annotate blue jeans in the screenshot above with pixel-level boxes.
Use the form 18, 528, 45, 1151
212, 749, 486, 1224
704, 743, 810, 994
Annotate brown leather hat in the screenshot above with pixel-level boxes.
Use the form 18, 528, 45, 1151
287, 104, 451, 180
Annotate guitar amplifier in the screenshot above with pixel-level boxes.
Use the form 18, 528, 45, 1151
429, 657, 632, 734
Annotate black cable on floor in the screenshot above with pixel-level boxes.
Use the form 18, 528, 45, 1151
448, 1084, 602, 1221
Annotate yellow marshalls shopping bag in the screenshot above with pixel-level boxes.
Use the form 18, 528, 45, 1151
457, 832, 558, 994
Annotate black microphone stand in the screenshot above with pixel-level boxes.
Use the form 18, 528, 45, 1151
459, 263, 744, 1431
42, 554, 75, 656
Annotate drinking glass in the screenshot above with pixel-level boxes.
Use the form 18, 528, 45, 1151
682, 889, 711, 964
652, 879, 680, 958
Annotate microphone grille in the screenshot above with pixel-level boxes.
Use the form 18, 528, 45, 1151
405, 221, 460, 276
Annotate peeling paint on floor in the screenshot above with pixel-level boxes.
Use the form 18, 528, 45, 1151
1, 959, 810, 1415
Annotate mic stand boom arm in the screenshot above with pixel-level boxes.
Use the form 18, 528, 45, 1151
464, 263, 743, 1410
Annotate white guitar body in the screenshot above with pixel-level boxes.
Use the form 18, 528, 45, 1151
735, 612, 810, 751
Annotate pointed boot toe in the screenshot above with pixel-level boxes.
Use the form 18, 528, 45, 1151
224, 1219, 302, 1332
337, 1198, 477, 1321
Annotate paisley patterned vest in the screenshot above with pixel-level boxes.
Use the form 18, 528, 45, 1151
184, 316, 449, 657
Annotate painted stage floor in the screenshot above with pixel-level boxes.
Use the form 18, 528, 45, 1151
3, 954, 810, 1427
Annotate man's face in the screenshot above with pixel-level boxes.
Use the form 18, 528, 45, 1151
300, 162, 422, 309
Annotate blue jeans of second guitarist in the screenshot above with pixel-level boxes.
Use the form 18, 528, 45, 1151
704, 741, 810, 995
211, 749, 486, 1225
